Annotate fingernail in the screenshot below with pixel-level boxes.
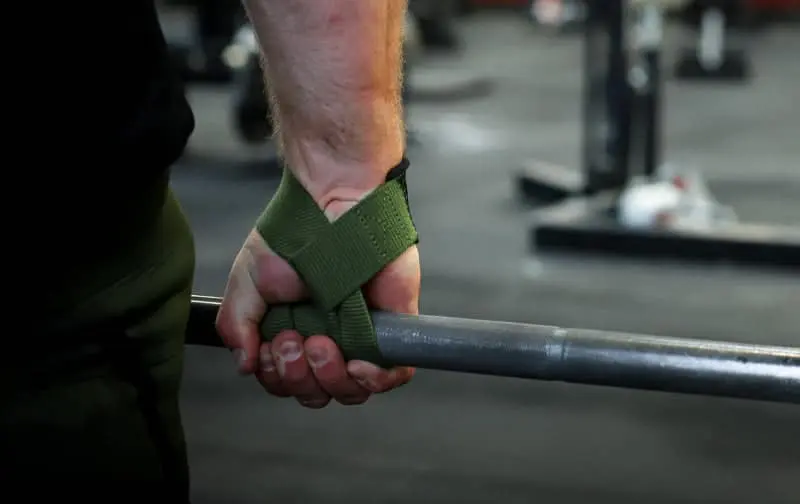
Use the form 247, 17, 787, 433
279, 341, 303, 361
306, 347, 330, 369
276, 340, 302, 376
355, 378, 378, 392
260, 348, 276, 373
349, 360, 381, 377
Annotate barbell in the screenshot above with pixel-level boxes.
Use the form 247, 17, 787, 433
188, 295, 800, 405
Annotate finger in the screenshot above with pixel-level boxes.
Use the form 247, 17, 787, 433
347, 360, 416, 394
393, 366, 416, 387
304, 335, 371, 406
216, 248, 265, 376
376, 366, 415, 392
254, 341, 290, 398
271, 330, 331, 409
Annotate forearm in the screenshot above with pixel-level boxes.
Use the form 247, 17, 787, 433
243, 0, 407, 209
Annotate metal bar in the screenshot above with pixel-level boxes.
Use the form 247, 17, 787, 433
188, 295, 800, 404
637, 5, 664, 179
582, 0, 632, 194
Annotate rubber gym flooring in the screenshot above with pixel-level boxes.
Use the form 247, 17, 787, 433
169, 12, 799, 504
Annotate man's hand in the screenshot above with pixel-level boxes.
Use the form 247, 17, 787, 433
216, 201, 420, 408
224, 0, 415, 408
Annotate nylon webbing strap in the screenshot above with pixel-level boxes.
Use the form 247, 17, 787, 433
256, 159, 417, 367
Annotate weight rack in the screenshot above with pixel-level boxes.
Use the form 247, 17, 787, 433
515, 0, 800, 270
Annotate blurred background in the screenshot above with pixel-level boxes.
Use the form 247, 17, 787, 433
157, 0, 799, 502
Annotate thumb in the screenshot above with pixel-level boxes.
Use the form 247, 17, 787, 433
324, 199, 421, 316
363, 245, 421, 315
216, 247, 266, 375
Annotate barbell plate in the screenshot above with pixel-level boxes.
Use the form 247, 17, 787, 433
187, 295, 800, 404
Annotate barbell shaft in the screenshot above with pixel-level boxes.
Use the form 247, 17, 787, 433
188, 295, 800, 404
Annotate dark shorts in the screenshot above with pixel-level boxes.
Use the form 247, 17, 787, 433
1, 186, 196, 501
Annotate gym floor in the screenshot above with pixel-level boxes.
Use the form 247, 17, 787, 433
170, 12, 799, 504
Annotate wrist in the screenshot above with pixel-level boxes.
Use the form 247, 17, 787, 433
283, 135, 404, 214
279, 94, 404, 205
319, 157, 409, 221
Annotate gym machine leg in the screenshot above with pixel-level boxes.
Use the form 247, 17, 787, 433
629, 4, 664, 180
516, 0, 631, 204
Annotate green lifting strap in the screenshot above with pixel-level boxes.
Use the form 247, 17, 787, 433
256, 162, 418, 368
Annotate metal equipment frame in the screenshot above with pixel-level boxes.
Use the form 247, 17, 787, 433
515, 0, 800, 270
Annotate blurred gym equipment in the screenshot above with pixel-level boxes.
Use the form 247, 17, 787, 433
674, 0, 753, 81
515, 0, 800, 269
527, 0, 587, 31
224, 26, 272, 145
746, 0, 800, 24
410, 0, 463, 52
517, 0, 633, 203
166, 0, 243, 83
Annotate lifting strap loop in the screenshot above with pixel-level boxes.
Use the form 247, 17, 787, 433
256, 159, 417, 367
